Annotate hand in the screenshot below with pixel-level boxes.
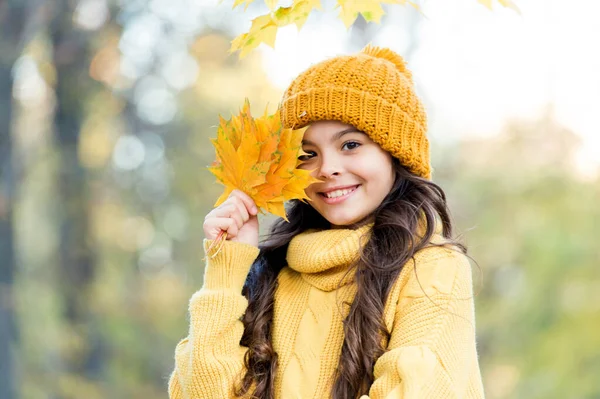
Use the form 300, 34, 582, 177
203, 189, 259, 248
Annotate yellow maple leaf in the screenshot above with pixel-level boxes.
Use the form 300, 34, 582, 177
336, 0, 417, 28
275, 0, 320, 30
230, 14, 278, 57
337, 0, 383, 27
207, 99, 322, 222
230, 0, 322, 58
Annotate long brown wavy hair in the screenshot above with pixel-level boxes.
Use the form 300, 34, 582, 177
235, 157, 469, 399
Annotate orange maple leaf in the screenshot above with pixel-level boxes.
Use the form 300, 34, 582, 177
207, 99, 321, 223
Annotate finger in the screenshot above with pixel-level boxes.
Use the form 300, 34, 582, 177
230, 209, 244, 230
223, 218, 240, 238
229, 189, 258, 216
212, 203, 236, 219
232, 196, 250, 223
215, 203, 244, 229
210, 217, 239, 239
203, 218, 224, 240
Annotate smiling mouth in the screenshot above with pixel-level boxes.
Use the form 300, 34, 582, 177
317, 184, 360, 198
318, 184, 361, 204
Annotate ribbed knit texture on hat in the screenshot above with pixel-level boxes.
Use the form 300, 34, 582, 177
280, 44, 432, 180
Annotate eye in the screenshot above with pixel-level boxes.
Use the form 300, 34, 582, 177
342, 141, 361, 151
298, 150, 316, 161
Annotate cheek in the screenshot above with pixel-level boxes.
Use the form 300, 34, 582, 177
354, 157, 394, 192
353, 159, 383, 181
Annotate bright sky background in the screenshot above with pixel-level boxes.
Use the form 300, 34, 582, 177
202, 0, 600, 179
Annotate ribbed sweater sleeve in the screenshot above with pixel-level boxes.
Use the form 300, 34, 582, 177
361, 249, 484, 399
168, 238, 260, 399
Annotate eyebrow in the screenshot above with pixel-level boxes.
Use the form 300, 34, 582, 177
301, 128, 365, 146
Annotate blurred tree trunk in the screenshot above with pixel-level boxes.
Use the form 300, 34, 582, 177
50, 0, 105, 383
0, 58, 18, 399
0, 0, 31, 397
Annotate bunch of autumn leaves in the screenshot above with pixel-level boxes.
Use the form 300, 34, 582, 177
207, 100, 321, 232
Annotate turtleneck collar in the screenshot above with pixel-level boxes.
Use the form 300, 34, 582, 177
286, 223, 373, 291
285, 214, 444, 292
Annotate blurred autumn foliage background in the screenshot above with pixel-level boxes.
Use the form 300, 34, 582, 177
0, 0, 599, 398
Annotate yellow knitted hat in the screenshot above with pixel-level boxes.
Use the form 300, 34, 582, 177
280, 44, 431, 180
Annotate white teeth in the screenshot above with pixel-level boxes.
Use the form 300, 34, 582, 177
324, 186, 356, 198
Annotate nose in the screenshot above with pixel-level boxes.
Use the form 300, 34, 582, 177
318, 152, 342, 179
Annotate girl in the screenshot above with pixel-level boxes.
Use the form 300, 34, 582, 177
168, 45, 485, 398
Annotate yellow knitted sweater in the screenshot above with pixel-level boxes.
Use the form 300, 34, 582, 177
168, 222, 485, 398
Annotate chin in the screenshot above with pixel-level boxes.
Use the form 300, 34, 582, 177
306, 194, 371, 228
323, 213, 367, 229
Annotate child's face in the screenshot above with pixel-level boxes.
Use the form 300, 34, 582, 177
298, 120, 395, 229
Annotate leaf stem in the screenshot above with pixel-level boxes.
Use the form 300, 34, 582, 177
204, 230, 228, 260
